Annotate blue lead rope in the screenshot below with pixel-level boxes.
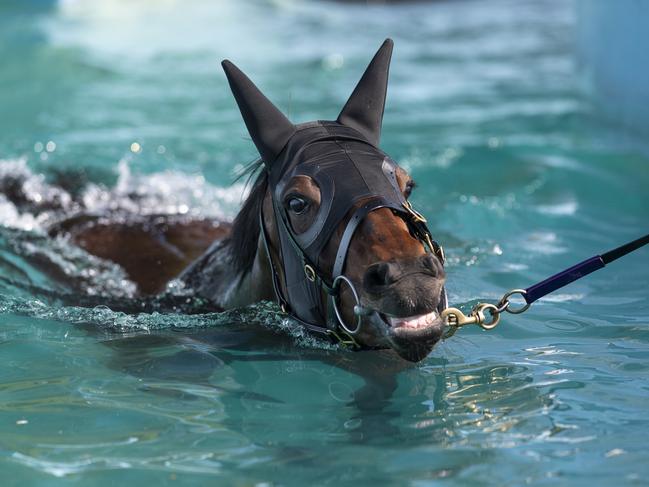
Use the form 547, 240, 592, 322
442, 233, 649, 332
523, 233, 649, 304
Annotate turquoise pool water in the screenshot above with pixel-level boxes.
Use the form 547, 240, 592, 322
1, 0, 648, 485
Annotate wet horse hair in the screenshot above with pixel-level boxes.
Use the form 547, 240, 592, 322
227, 161, 267, 275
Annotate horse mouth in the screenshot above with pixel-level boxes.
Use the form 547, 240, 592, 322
371, 308, 447, 361
380, 310, 445, 341
384, 310, 439, 330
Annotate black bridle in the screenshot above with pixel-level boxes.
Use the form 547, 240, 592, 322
258, 123, 447, 349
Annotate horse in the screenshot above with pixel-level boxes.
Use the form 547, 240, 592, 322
22, 39, 449, 362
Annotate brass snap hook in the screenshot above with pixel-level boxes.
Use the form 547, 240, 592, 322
441, 307, 481, 327
441, 304, 501, 330
473, 303, 501, 330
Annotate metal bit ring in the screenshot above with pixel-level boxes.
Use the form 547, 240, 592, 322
332, 275, 362, 334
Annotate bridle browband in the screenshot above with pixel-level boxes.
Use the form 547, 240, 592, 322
259, 123, 447, 350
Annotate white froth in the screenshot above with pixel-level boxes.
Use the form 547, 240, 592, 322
0, 158, 248, 232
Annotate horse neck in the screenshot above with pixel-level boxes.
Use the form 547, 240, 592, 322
220, 233, 275, 308
218, 187, 277, 309
178, 185, 276, 309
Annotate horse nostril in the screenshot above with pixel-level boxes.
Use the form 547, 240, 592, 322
422, 254, 442, 276
363, 262, 397, 291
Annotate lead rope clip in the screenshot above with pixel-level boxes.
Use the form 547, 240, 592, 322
441, 288, 530, 337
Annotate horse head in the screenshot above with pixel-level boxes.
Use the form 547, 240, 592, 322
222, 39, 447, 362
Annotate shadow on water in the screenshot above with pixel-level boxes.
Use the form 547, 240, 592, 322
91, 315, 554, 472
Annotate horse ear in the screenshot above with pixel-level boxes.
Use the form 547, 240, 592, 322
222, 60, 295, 167
337, 38, 393, 147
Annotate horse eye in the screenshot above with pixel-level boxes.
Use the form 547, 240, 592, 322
405, 180, 416, 198
287, 196, 309, 215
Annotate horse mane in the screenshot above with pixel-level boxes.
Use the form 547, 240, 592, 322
227, 160, 268, 275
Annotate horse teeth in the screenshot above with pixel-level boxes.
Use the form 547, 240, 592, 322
387, 311, 438, 329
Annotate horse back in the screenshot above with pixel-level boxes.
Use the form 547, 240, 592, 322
48, 214, 231, 295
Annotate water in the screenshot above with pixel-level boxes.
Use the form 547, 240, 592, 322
1, 0, 648, 485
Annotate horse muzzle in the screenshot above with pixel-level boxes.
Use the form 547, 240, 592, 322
336, 279, 449, 362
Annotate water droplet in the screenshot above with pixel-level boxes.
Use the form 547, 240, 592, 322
488, 137, 501, 148
46, 141, 56, 152
130, 142, 142, 153
323, 53, 344, 70
33, 142, 44, 153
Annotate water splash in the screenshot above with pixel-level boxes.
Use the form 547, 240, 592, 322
0, 157, 247, 234
0, 157, 252, 297
82, 159, 247, 219
0, 158, 75, 231
0, 292, 338, 351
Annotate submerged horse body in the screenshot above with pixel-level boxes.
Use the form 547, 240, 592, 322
9, 39, 448, 362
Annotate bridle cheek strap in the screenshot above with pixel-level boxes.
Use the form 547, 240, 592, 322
332, 198, 394, 278
259, 206, 363, 347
